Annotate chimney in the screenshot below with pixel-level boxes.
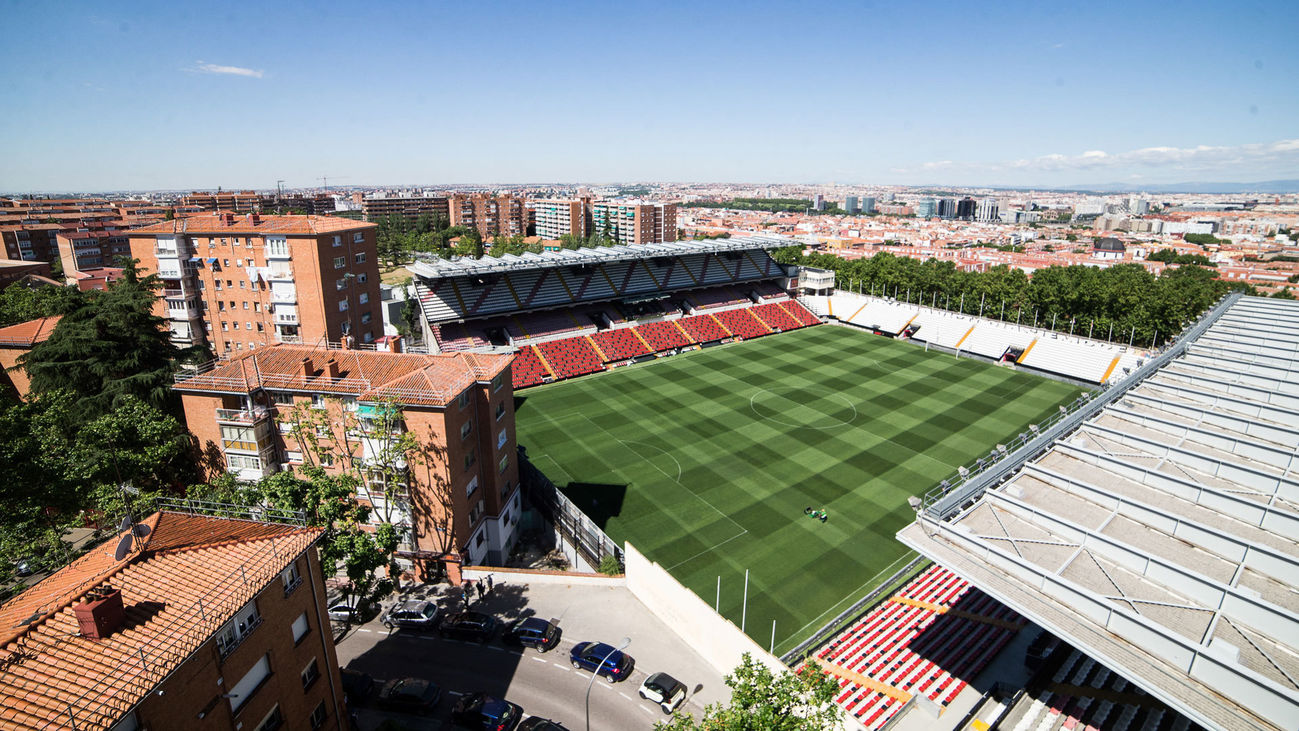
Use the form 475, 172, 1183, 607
249, 213, 260, 226
221, 212, 235, 226
325, 357, 341, 380
299, 357, 313, 380
74, 585, 125, 640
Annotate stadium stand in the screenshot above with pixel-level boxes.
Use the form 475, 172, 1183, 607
811, 564, 1025, 730
589, 327, 651, 362
781, 299, 822, 327
753, 280, 790, 299
713, 307, 772, 339
510, 346, 550, 388
899, 295, 1299, 730
751, 301, 803, 332
687, 286, 748, 311
677, 313, 731, 343
534, 337, 604, 379
636, 320, 694, 351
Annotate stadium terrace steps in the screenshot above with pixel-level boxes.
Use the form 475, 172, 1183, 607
781, 299, 822, 326
688, 286, 748, 311
636, 319, 694, 350
678, 313, 731, 343
813, 565, 1024, 730
589, 328, 651, 362
713, 307, 773, 339
535, 337, 604, 379
751, 301, 804, 331
1020, 336, 1140, 384
510, 346, 551, 389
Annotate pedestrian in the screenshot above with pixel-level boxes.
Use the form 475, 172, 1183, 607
461, 587, 471, 610
485, 574, 494, 594
475, 580, 485, 601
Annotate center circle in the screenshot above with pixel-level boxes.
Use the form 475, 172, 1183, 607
749, 385, 858, 430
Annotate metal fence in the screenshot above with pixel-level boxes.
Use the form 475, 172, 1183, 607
519, 453, 622, 571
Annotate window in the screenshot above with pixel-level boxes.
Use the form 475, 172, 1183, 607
243, 301, 249, 310
354, 252, 366, 264
223, 259, 230, 267
353, 232, 363, 243
253, 704, 282, 731
475, 529, 485, 547
339, 299, 348, 312
236, 259, 244, 266
457, 391, 470, 410
497, 428, 508, 450
336, 278, 346, 291
495, 401, 506, 421
222, 322, 229, 331
216, 601, 262, 657
281, 562, 302, 595
465, 475, 479, 498
461, 421, 472, 440
492, 373, 505, 393
464, 449, 475, 470
360, 312, 372, 324
333, 256, 345, 269
332, 235, 341, 247
363, 330, 373, 343
357, 272, 368, 283
309, 702, 327, 730
358, 292, 369, 305
239, 280, 246, 289
499, 454, 508, 474
291, 612, 310, 643
229, 655, 271, 712
257, 323, 264, 332
301, 658, 320, 690
246, 322, 252, 331
233, 322, 240, 330
311, 394, 326, 409
218, 301, 226, 311
271, 391, 293, 405
254, 302, 260, 312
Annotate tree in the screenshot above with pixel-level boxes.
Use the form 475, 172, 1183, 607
0, 282, 85, 328
23, 261, 176, 419
655, 654, 842, 730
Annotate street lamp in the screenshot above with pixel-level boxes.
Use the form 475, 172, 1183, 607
585, 636, 631, 731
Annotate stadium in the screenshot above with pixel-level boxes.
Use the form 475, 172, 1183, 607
408, 236, 1294, 731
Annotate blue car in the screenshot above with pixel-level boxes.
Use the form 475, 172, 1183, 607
569, 641, 635, 682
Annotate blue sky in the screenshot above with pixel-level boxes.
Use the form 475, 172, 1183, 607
2, 0, 1296, 191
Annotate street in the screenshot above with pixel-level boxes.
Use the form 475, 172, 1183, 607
333, 577, 728, 730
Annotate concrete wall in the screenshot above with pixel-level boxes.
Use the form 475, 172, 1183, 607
461, 566, 625, 587
622, 542, 785, 676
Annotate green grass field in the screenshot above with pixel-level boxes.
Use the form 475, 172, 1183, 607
513, 326, 1081, 654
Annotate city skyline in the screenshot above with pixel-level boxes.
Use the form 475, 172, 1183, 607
2, 0, 1296, 192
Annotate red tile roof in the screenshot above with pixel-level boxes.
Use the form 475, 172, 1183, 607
0, 316, 61, 348
0, 512, 321, 730
174, 344, 513, 406
128, 213, 375, 236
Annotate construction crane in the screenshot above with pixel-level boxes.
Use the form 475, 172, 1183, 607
276, 180, 285, 203
318, 176, 346, 192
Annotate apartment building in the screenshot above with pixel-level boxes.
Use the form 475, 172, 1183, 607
0, 315, 59, 399
0, 223, 61, 263
359, 195, 450, 223
532, 197, 591, 240
127, 213, 382, 354
181, 191, 265, 213
56, 230, 132, 280
0, 509, 346, 731
591, 199, 677, 245
448, 193, 527, 239
174, 344, 521, 574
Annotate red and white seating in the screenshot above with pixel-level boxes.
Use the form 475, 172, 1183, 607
535, 337, 604, 379
635, 320, 694, 351
590, 328, 650, 362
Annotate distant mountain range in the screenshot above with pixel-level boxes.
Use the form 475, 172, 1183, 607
1040, 180, 1299, 195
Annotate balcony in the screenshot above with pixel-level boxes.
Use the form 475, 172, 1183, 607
265, 242, 290, 259
266, 266, 294, 281
271, 288, 296, 304
215, 406, 274, 424
275, 312, 299, 325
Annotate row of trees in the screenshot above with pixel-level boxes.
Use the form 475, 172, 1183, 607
774, 248, 1248, 346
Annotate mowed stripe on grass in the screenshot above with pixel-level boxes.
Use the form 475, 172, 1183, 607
514, 326, 1081, 653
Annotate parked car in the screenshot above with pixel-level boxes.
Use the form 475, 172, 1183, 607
381, 599, 439, 630
569, 641, 635, 682
440, 610, 498, 642
501, 617, 561, 652
377, 677, 442, 715
639, 672, 687, 714
518, 718, 570, 731
328, 597, 365, 623
452, 692, 523, 731
339, 668, 375, 706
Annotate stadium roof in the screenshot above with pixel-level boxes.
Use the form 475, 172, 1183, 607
405, 235, 795, 280
898, 294, 1299, 731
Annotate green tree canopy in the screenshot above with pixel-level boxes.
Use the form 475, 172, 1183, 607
23, 262, 176, 419
0, 283, 85, 328
656, 654, 842, 731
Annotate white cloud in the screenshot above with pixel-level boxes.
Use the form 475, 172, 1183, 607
909, 138, 1299, 181
190, 61, 264, 78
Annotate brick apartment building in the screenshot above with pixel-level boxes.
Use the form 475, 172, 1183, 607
0, 315, 59, 399
174, 343, 521, 574
56, 230, 132, 280
0, 260, 55, 289
532, 197, 592, 240
0, 509, 346, 731
448, 193, 528, 239
359, 195, 451, 224
180, 191, 265, 213
0, 223, 61, 263
591, 199, 677, 245
127, 214, 382, 354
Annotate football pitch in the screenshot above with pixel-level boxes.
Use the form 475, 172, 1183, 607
513, 325, 1082, 654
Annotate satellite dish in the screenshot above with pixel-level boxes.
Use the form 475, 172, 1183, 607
118, 516, 133, 533
133, 524, 151, 538
113, 534, 134, 561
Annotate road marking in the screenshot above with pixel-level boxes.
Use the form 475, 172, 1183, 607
531, 656, 549, 663
447, 690, 463, 697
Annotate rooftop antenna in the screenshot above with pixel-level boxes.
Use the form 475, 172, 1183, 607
107, 444, 150, 562
276, 180, 285, 203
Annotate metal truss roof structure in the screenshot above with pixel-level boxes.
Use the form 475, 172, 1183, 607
405, 235, 795, 280
899, 294, 1299, 731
